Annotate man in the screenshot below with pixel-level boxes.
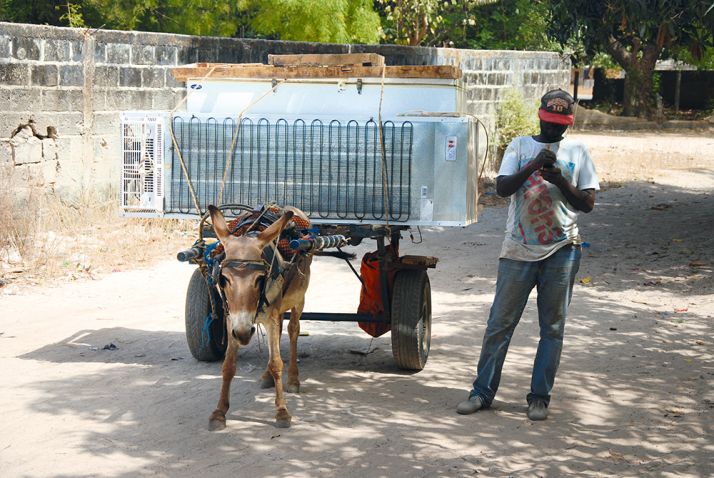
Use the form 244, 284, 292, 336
457, 89, 599, 421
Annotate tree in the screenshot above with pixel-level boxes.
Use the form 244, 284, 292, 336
0, 0, 239, 36
0, 0, 88, 26
376, 0, 444, 46
84, 0, 239, 36
549, 1, 714, 117
239, 0, 381, 44
376, 0, 500, 47
462, 0, 557, 51
1, 0, 381, 43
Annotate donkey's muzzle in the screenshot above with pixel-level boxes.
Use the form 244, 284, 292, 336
232, 325, 256, 345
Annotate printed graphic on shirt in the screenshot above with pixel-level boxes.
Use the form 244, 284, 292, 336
498, 136, 600, 260
508, 143, 580, 245
517, 173, 564, 244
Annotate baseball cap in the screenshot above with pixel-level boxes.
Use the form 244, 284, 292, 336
538, 89, 574, 125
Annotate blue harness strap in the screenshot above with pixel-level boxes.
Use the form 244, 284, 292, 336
201, 313, 214, 349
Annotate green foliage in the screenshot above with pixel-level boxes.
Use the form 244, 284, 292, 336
493, 89, 539, 169
672, 45, 714, 69
1, 0, 381, 43
375, 0, 557, 50
376, 0, 445, 46
241, 0, 381, 43
652, 72, 662, 97
465, 0, 557, 51
549, 0, 714, 57
377, 0, 518, 48
590, 52, 619, 70
1, 0, 72, 25
57, 2, 86, 28
83, 0, 239, 36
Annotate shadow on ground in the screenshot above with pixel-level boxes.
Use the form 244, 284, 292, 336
15, 179, 714, 477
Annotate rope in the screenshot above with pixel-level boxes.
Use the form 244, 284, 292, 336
217, 80, 287, 206
474, 116, 491, 198
376, 64, 391, 235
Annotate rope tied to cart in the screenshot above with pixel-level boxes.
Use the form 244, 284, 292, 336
377, 63, 392, 235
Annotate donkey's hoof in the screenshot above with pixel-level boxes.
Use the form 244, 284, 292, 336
208, 412, 226, 431
287, 383, 300, 394
275, 409, 292, 428
260, 375, 276, 389
275, 416, 292, 428
208, 417, 226, 431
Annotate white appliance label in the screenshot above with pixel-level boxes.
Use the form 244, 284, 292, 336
446, 136, 457, 161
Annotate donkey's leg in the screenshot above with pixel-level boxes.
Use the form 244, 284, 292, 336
208, 341, 238, 431
287, 302, 304, 393
265, 317, 291, 428
260, 319, 282, 389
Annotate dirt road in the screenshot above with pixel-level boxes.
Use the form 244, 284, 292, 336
1, 132, 713, 477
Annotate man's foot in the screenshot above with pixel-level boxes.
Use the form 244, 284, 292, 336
527, 400, 548, 421
456, 395, 484, 415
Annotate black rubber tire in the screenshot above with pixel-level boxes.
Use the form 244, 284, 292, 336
185, 268, 226, 362
390, 269, 432, 371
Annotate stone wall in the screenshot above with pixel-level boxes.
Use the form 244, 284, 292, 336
0, 22, 570, 198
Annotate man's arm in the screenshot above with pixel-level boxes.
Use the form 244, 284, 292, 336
496, 149, 556, 197
541, 167, 596, 212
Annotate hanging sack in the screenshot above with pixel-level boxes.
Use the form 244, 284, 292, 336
357, 245, 398, 337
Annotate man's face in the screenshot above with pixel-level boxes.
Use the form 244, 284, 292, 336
539, 120, 568, 141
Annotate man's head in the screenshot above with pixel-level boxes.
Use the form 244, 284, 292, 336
537, 89, 575, 141
538, 89, 574, 125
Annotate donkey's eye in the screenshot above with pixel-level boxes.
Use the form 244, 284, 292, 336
219, 275, 229, 287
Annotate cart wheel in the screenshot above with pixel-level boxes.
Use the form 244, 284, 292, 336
185, 268, 226, 362
391, 269, 432, 371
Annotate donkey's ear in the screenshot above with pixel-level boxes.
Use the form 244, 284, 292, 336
257, 210, 294, 248
208, 205, 230, 243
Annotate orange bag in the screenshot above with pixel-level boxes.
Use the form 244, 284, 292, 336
357, 245, 398, 337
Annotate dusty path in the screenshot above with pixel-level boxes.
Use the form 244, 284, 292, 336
1, 132, 713, 477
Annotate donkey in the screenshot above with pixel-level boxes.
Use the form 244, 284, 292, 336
207, 205, 312, 430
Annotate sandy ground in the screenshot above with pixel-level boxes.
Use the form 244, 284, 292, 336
1, 131, 713, 478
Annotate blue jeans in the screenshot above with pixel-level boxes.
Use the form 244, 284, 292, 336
470, 244, 581, 407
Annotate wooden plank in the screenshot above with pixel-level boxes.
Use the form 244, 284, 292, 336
193, 62, 264, 68
171, 64, 461, 81
399, 255, 439, 268
268, 53, 385, 67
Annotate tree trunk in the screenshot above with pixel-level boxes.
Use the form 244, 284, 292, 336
622, 55, 658, 117
608, 40, 661, 118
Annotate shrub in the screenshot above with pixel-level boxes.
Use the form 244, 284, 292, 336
493, 89, 539, 171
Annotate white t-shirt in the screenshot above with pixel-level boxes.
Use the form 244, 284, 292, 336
498, 136, 600, 261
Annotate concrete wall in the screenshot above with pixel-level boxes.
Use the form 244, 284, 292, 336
0, 22, 570, 198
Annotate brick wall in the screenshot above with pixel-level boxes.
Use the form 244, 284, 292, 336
0, 22, 570, 198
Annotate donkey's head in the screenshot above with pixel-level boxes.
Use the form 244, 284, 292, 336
208, 205, 294, 345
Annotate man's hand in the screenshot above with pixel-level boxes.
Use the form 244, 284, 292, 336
533, 149, 557, 170
540, 166, 566, 187
495, 148, 557, 198
543, 167, 596, 213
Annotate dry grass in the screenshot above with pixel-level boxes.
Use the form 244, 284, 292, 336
0, 172, 195, 289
